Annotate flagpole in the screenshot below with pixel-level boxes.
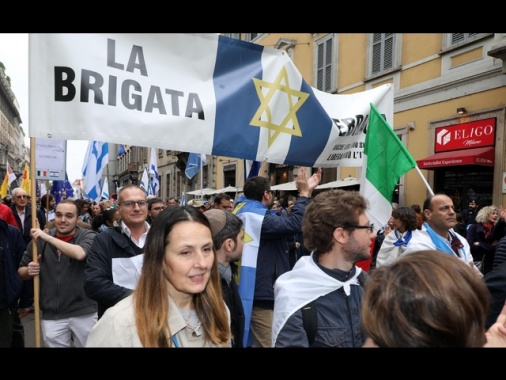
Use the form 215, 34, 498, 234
29, 138, 42, 348
199, 154, 203, 200
415, 166, 434, 196
44, 181, 49, 229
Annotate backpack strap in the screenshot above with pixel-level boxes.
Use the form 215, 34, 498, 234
301, 300, 317, 345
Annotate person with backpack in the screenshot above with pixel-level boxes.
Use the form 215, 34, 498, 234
272, 189, 373, 347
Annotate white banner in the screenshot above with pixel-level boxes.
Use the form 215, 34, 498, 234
29, 33, 392, 168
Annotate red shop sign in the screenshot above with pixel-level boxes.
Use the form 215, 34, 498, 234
434, 118, 496, 153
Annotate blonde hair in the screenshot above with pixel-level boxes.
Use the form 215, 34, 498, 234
475, 205, 498, 224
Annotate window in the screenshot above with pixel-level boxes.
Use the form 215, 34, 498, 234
223, 163, 236, 187
315, 34, 336, 92
372, 33, 394, 75
450, 33, 482, 45
245, 33, 259, 42
223, 33, 240, 40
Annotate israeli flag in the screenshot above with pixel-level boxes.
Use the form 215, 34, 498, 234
233, 197, 267, 347
82, 141, 109, 203
149, 148, 160, 196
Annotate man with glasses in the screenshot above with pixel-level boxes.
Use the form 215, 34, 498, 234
233, 167, 322, 347
84, 185, 150, 318
10, 187, 45, 245
146, 197, 165, 225
272, 189, 373, 347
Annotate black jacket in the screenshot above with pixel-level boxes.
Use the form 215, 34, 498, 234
11, 205, 45, 245
220, 262, 245, 348
484, 259, 506, 329
84, 224, 144, 318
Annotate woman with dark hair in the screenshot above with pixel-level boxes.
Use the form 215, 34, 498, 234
375, 206, 425, 268
86, 206, 231, 347
91, 207, 119, 232
39, 194, 55, 229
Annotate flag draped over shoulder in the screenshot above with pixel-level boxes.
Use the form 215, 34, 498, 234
149, 148, 159, 196
232, 196, 267, 347
21, 163, 31, 196
360, 103, 417, 229
185, 153, 206, 180
82, 141, 109, 203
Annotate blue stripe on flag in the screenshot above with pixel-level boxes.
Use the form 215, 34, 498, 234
283, 82, 333, 165
233, 196, 267, 347
212, 36, 263, 161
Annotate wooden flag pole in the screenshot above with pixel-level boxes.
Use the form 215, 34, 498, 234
29, 137, 41, 347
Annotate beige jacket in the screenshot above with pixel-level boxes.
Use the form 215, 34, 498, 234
86, 293, 230, 347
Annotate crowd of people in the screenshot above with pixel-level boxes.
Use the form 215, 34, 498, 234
1, 179, 506, 348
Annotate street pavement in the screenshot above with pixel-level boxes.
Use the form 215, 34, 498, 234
22, 310, 44, 348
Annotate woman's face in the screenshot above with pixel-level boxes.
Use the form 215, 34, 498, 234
487, 209, 498, 224
163, 221, 215, 299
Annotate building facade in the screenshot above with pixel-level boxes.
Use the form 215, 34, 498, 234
0, 63, 29, 191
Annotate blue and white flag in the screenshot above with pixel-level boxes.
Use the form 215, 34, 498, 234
82, 141, 109, 203
245, 160, 261, 180
232, 196, 267, 347
149, 148, 160, 196
185, 153, 206, 180
139, 166, 150, 194
101, 176, 110, 199
180, 192, 185, 206
29, 34, 391, 168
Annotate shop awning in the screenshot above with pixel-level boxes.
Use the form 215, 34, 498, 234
416, 147, 495, 169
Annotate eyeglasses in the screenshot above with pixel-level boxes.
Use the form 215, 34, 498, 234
16, 195, 28, 199
152, 206, 165, 211
118, 200, 148, 208
346, 223, 375, 233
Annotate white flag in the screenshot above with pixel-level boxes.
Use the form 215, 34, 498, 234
139, 166, 150, 195
101, 176, 110, 200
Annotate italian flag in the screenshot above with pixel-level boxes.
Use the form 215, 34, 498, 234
360, 103, 417, 229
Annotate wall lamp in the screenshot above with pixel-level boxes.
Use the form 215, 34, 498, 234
457, 107, 467, 114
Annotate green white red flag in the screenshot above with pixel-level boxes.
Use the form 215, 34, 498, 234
360, 103, 417, 229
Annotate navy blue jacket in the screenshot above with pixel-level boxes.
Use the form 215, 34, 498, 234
10, 205, 45, 245
254, 196, 311, 306
0, 218, 32, 310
